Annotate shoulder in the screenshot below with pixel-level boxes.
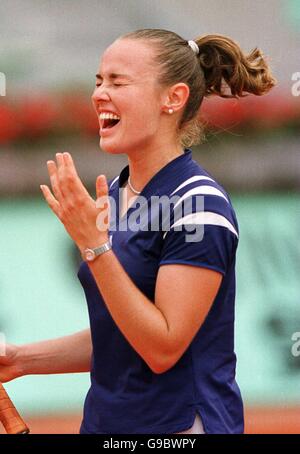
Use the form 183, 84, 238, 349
168, 159, 239, 239
160, 164, 238, 275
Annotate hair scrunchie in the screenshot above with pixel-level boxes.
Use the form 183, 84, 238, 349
188, 40, 200, 55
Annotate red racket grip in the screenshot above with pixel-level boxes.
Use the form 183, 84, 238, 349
0, 383, 29, 434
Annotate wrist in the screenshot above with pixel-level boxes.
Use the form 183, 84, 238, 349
15, 344, 30, 377
81, 238, 111, 262
79, 235, 109, 254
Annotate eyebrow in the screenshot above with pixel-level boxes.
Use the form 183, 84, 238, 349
95, 73, 131, 80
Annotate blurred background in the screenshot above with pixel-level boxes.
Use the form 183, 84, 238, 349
0, 0, 299, 434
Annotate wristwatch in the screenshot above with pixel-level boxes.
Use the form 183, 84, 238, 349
82, 241, 112, 262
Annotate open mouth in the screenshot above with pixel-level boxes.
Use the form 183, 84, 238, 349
102, 118, 120, 129
99, 113, 121, 131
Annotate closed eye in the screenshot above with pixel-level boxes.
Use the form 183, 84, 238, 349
95, 82, 124, 87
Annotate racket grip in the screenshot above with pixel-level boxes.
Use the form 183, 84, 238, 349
0, 383, 29, 434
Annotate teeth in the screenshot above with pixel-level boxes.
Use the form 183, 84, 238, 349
99, 112, 120, 120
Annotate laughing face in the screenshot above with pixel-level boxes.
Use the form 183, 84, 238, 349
92, 38, 167, 155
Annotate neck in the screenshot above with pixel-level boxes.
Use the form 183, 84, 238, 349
126, 140, 184, 193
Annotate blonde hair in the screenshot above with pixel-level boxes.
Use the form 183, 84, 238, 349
121, 29, 277, 147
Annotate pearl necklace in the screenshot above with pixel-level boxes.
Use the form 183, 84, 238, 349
127, 176, 141, 195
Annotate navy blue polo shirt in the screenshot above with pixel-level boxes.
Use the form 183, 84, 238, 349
77, 148, 244, 434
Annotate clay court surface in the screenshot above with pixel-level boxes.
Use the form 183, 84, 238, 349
1, 407, 300, 434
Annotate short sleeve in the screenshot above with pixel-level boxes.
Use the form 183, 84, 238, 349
159, 194, 239, 276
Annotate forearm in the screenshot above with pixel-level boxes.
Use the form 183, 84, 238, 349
87, 251, 170, 373
18, 329, 92, 376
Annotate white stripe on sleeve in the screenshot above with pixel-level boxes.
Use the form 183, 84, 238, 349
163, 211, 239, 239
173, 186, 229, 210
171, 176, 215, 195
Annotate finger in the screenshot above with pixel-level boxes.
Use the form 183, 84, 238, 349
55, 152, 68, 195
96, 174, 108, 200
55, 152, 65, 170
62, 152, 78, 177
62, 152, 90, 197
47, 160, 64, 201
96, 175, 110, 230
40, 185, 62, 218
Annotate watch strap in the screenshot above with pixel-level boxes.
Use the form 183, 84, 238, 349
93, 241, 111, 256
83, 240, 112, 262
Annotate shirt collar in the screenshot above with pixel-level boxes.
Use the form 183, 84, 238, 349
118, 148, 192, 198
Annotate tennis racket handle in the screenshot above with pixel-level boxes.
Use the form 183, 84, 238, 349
0, 383, 29, 434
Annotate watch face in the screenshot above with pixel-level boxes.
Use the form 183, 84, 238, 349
85, 249, 95, 261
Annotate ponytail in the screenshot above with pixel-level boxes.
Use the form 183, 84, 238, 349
195, 34, 276, 98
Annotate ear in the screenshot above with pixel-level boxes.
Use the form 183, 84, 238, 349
163, 83, 190, 114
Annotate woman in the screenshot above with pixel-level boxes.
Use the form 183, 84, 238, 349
0, 29, 275, 434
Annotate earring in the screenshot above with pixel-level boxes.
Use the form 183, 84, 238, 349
168, 108, 174, 114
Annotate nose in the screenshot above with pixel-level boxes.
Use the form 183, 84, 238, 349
91, 84, 111, 103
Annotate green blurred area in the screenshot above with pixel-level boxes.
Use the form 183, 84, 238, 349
0, 193, 299, 414
234, 193, 300, 404
285, 0, 300, 31
0, 198, 90, 414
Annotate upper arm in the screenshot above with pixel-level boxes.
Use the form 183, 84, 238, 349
153, 185, 238, 372
154, 263, 222, 372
